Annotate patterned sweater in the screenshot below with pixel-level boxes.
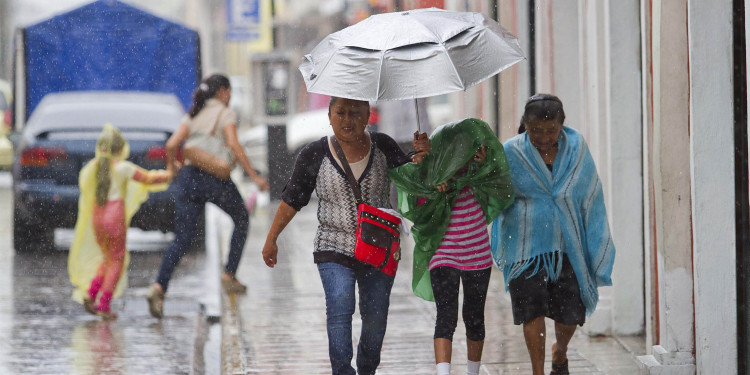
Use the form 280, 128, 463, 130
282, 132, 410, 269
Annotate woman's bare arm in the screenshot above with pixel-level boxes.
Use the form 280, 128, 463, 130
166, 123, 190, 176
261, 201, 298, 268
223, 124, 270, 191
132, 168, 172, 184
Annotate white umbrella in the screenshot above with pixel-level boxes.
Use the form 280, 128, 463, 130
299, 8, 525, 131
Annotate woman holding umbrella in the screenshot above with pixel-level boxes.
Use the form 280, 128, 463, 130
262, 97, 430, 375
491, 94, 616, 375
290, 8, 524, 374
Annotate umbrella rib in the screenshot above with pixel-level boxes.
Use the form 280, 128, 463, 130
440, 43, 465, 91
307, 42, 343, 93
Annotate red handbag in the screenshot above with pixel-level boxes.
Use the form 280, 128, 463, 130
355, 204, 401, 276
332, 138, 402, 277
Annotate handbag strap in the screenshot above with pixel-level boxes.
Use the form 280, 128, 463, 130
331, 137, 364, 205
207, 107, 226, 136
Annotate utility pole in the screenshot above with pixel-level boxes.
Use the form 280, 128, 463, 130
265, 0, 291, 200
528, 0, 536, 96
0, 0, 9, 79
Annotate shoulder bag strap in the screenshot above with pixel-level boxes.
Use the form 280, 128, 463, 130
331, 137, 364, 205
208, 108, 226, 136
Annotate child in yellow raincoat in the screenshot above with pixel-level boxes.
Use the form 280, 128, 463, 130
68, 124, 171, 319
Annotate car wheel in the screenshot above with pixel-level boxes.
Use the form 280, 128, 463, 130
13, 207, 54, 253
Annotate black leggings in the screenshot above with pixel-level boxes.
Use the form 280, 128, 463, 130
430, 267, 492, 342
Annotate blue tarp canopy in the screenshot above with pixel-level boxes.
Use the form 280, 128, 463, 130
22, 0, 201, 119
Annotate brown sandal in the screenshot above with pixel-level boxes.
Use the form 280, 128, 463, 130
82, 295, 97, 316
550, 359, 569, 375
146, 284, 165, 318
221, 274, 247, 294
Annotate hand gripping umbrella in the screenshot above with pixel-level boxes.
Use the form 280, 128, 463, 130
299, 7, 525, 133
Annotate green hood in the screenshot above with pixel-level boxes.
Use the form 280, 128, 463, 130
389, 118, 514, 301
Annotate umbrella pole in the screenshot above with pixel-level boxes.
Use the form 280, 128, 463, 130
414, 98, 421, 134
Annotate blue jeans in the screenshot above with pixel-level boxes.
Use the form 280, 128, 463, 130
317, 262, 394, 375
156, 166, 249, 291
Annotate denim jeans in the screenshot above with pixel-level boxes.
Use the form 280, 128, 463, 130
156, 166, 249, 291
317, 262, 395, 375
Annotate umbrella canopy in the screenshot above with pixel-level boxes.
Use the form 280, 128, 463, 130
299, 8, 525, 102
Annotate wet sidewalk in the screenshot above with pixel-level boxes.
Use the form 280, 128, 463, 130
0, 241, 219, 375
215, 197, 644, 375
0, 176, 220, 375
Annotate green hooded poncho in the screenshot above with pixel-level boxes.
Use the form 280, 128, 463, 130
388, 118, 514, 301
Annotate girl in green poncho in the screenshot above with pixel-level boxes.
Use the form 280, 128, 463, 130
388, 118, 514, 375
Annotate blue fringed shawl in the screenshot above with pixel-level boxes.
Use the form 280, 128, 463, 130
490, 127, 615, 315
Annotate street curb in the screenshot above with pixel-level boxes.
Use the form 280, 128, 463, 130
221, 291, 246, 375
206, 204, 247, 375
203, 205, 222, 321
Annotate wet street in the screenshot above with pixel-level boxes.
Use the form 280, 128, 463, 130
0, 169, 646, 374
219, 186, 646, 375
0, 172, 219, 375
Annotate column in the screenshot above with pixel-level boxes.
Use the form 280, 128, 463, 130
636, 0, 696, 372
607, 0, 645, 336
688, 0, 737, 373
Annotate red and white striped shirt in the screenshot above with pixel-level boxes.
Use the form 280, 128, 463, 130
429, 186, 493, 271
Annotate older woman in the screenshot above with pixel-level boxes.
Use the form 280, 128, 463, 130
262, 97, 429, 375
491, 94, 616, 375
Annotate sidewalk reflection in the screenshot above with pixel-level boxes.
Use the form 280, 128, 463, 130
72, 321, 122, 375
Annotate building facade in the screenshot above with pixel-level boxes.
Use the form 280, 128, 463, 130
497, 0, 741, 373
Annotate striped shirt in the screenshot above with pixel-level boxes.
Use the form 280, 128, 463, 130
429, 186, 493, 271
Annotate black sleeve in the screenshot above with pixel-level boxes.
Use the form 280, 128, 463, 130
281, 138, 327, 211
371, 132, 411, 169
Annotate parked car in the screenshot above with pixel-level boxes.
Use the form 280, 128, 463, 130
0, 79, 13, 169
12, 91, 185, 252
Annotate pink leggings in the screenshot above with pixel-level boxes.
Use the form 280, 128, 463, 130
90, 200, 126, 307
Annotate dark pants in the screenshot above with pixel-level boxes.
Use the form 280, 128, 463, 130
430, 267, 492, 342
156, 166, 249, 291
